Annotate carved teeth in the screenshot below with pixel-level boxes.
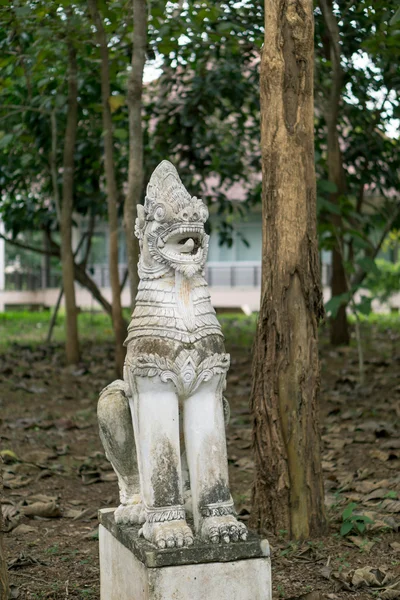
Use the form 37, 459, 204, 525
157, 238, 165, 248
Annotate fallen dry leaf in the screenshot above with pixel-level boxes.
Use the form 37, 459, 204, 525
348, 536, 375, 552
27, 494, 58, 503
21, 449, 57, 464
8, 553, 47, 570
12, 524, 37, 535
370, 449, 392, 461
233, 457, 255, 470
3, 476, 33, 490
354, 480, 381, 494
380, 499, 400, 513
351, 566, 387, 587
0, 449, 19, 463
23, 501, 61, 518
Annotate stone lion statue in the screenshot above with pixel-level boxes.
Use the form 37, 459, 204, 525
98, 161, 247, 549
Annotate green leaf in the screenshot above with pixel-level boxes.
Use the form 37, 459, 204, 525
0, 133, 13, 149
356, 295, 373, 316
113, 128, 128, 140
325, 292, 351, 318
108, 95, 125, 113
390, 6, 400, 25
357, 256, 380, 277
340, 521, 354, 536
342, 502, 357, 521
217, 22, 234, 33
318, 179, 338, 194
355, 515, 374, 524
356, 521, 366, 533
318, 198, 342, 216
386, 490, 397, 499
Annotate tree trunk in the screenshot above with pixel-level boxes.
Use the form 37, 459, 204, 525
250, 0, 326, 539
124, 0, 147, 310
88, 0, 126, 376
60, 43, 80, 365
330, 248, 349, 345
326, 127, 349, 346
0, 467, 9, 600
319, 0, 349, 345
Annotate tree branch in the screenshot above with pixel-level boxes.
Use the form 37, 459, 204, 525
1, 231, 115, 318
318, 0, 343, 125
50, 109, 61, 224
0, 104, 47, 114
352, 202, 400, 288
0, 233, 52, 256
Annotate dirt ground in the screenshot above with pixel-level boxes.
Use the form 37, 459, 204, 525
0, 323, 399, 599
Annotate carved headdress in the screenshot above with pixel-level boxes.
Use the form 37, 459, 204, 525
135, 161, 209, 279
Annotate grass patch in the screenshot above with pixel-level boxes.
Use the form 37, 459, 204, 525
0, 309, 258, 351
218, 313, 257, 348
348, 311, 400, 332
1, 309, 397, 353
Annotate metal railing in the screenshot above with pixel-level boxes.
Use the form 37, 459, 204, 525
4, 261, 332, 291
5, 269, 61, 291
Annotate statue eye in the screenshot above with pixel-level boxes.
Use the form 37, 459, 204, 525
154, 204, 168, 222
200, 206, 209, 222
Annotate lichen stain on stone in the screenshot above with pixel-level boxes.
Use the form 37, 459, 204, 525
127, 337, 175, 360
151, 436, 182, 507
200, 476, 231, 508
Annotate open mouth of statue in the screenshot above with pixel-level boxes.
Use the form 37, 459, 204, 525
156, 225, 204, 262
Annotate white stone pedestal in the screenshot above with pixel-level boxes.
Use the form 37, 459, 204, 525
99, 508, 272, 600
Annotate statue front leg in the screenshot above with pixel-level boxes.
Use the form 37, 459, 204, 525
98, 380, 142, 524
129, 374, 194, 549
184, 374, 247, 543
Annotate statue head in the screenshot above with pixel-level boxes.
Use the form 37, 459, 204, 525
135, 161, 209, 278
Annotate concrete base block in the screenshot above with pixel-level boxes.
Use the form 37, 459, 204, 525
99, 508, 272, 600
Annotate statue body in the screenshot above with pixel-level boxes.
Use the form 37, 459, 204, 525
98, 161, 247, 548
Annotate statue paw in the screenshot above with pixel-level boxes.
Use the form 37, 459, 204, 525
140, 520, 194, 549
200, 515, 247, 544
115, 496, 144, 525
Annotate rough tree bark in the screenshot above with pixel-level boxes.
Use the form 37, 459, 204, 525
88, 0, 126, 376
319, 0, 349, 345
124, 0, 147, 310
60, 43, 80, 364
0, 466, 9, 600
250, 0, 326, 539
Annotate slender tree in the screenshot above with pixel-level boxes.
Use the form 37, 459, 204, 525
250, 0, 326, 539
124, 0, 147, 310
88, 0, 127, 376
60, 41, 80, 364
318, 0, 349, 345
0, 466, 9, 599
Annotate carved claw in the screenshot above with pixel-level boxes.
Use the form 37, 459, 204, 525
184, 533, 194, 547
156, 537, 167, 549
200, 515, 248, 544
210, 534, 219, 544
141, 520, 194, 549
230, 526, 239, 542
114, 500, 144, 526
